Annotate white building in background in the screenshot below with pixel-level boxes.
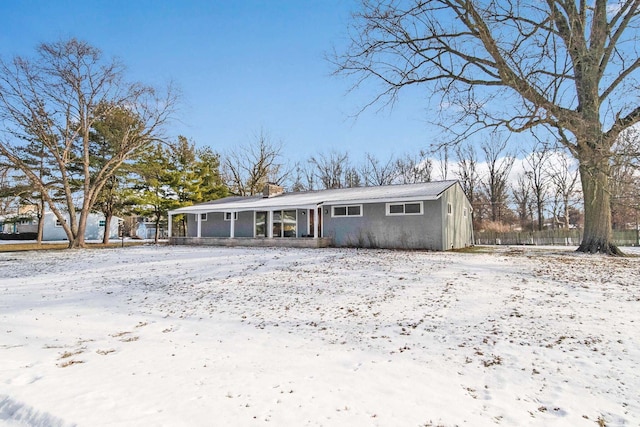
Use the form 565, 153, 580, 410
0, 211, 121, 241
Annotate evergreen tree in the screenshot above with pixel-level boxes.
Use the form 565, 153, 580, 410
130, 143, 180, 243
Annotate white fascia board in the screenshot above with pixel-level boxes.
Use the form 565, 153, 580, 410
169, 203, 320, 215
168, 194, 442, 215
322, 195, 441, 205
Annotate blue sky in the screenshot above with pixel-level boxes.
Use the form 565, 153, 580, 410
0, 0, 439, 164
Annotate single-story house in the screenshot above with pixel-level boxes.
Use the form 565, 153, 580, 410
168, 180, 474, 251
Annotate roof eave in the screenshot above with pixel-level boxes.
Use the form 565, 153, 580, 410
168, 194, 442, 215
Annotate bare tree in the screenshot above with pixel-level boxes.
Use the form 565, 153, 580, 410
394, 150, 432, 184
512, 173, 533, 231
437, 146, 449, 181
344, 166, 362, 188
309, 150, 350, 189
291, 161, 317, 192
480, 135, 514, 224
454, 143, 481, 228
223, 130, 289, 196
524, 146, 551, 231
548, 150, 581, 229
609, 128, 640, 229
455, 144, 479, 204
334, 0, 640, 254
0, 38, 176, 248
360, 152, 397, 186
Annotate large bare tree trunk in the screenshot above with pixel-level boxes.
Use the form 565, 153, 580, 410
577, 159, 623, 255
102, 213, 113, 244
36, 197, 44, 245
69, 214, 88, 249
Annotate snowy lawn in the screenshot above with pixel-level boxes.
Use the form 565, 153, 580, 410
1, 245, 639, 426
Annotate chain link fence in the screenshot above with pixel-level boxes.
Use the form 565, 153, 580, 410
474, 229, 640, 246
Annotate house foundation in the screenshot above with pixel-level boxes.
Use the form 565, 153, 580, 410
169, 236, 333, 248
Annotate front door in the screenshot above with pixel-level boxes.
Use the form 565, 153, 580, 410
309, 208, 322, 237
255, 211, 267, 237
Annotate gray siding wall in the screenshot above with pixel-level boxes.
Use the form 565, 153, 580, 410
296, 209, 307, 237
323, 200, 443, 250
187, 212, 254, 238
441, 184, 474, 249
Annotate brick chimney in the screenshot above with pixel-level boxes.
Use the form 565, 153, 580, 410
263, 183, 284, 198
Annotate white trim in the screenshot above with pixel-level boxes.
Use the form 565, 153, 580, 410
169, 196, 440, 216
199, 213, 208, 222
332, 204, 363, 218
270, 209, 298, 238
254, 211, 268, 238
313, 208, 318, 239
267, 210, 274, 238
385, 201, 423, 216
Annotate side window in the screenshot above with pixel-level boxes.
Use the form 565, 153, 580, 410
347, 205, 361, 216
386, 202, 423, 216
447, 203, 452, 215
200, 213, 208, 221
332, 205, 363, 217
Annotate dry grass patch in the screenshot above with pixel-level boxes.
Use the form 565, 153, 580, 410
0, 241, 150, 253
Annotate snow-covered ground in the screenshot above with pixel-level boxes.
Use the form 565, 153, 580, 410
1, 245, 638, 426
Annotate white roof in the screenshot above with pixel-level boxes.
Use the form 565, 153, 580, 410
169, 180, 459, 214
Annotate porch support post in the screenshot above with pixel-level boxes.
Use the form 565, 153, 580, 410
168, 213, 172, 238
196, 213, 202, 238
313, 206, 318, 239
230, 212, 235, 238
267, 210, 274, 238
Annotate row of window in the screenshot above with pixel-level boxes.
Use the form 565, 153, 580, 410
333, 202, 467, 218
332, 202, 424, 217
196, 212, 238, 222
194, 202, 467, 222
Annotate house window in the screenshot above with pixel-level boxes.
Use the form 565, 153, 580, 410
386, 202, 423, 216
255, 211, 267, 237
99, 220, 106, 227
332, 205, 362, 217
200, 213, 208, 222
447, 203, 452, 215
55, 218, 66, 227
224, 212, 238, 221
463, 208, 467, 217
272, 210, 297, 237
